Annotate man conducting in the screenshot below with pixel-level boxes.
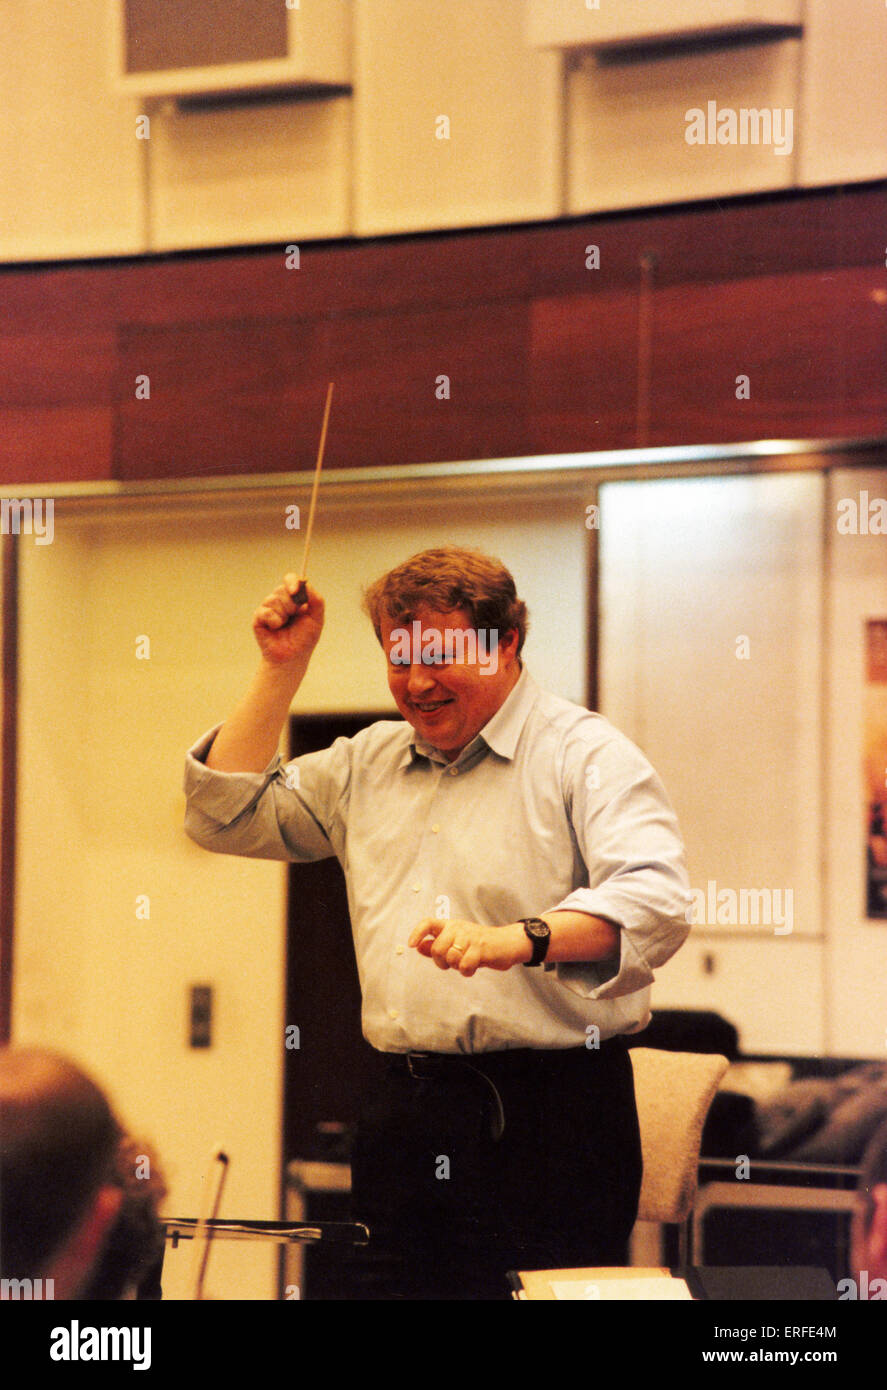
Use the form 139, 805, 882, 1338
183, 546, 691, 1298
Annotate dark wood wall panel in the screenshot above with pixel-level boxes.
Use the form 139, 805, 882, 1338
529, 292, 641, 454
0, 330, 116, 484
321, 302, 531, 471
649, 267, 887, 445
5, 184, 879, 329
115, 318, 326, 479
115, 302, 531, 478
2, 266, 123, 333
89, 234, 534, 332
1, 184, 885, 487
0, 333, 114, 407
3, 409, 114, 486
513, 187, 886, 308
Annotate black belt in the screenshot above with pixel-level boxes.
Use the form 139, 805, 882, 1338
386, 1051, 509, 1140
384, 1042, 624, 1140
388, 1038, 624, 1080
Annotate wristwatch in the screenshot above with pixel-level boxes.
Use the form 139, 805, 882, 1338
520, 917, 551, 967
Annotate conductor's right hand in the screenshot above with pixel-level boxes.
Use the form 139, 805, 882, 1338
252, 575, 325, 666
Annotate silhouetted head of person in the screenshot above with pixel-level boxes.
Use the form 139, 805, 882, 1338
0, 1047, 123, 1298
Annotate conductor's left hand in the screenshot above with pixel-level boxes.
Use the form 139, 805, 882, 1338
408, 918, 530, 975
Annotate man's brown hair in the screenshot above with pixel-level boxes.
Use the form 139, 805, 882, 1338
361, 546, 529, 655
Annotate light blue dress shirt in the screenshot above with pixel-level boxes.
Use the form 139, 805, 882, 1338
183, 668, 691, 1054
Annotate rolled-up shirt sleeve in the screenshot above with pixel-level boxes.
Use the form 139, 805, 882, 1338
183, 725, 339, 862
546, 724, 692, 1002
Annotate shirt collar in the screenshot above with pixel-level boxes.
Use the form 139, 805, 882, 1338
397, 665, 538, 769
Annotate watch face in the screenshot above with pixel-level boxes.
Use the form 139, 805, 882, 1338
525, 919, 548, 939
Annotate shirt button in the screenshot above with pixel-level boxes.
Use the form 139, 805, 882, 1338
395, 945, 405, 955
412, 883, 421, 893
388, 1008, 398, 1020
448, 766, 459, 776
431, 824, 440, 833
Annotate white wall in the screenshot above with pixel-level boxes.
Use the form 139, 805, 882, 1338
351, 0, 561, 235
1, 0, 884, 261
0, 0, 143, 259
599, 464, 887, 1059
599, 470, 826, 1052
12, 476, 590, 1297
149, 97, 352, 252
798, 0, 887, 188
567, 37, 801, 213
824, 467, 887, 1057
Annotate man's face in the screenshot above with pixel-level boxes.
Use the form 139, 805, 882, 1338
381, 606, 520, 760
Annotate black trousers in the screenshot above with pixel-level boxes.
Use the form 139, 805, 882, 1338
343, 1037, 642, 1300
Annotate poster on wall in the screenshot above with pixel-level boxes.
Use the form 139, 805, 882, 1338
866, 619, 887, 918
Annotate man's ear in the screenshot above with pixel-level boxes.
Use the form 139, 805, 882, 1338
44, 1185, 123, 1299
499, 627, 520, 663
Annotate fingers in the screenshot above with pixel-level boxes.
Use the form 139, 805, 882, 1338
252, 578, 325, 668
284, 574, 324, 618
455, 944, 482, 977
408, 919, 483, 975
407, 918, 436, 950
416, 920, 458, 969
254, 592, 291, 631
255, 575, 303, 629
253, 577, 324, 636
408, 919, 459, 969
442, 940, 465, 970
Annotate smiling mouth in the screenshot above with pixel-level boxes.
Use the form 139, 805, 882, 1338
412, 699, 454, 713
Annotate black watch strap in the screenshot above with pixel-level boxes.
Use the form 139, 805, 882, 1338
521, 917, 551, 967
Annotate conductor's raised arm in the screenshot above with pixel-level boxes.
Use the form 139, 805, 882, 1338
205, 576, 325, 774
